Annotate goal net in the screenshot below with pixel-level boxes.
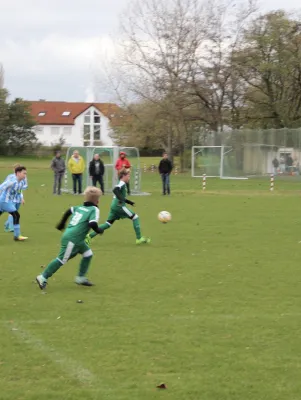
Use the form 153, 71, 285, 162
191, 146, 248, 179
63, 146, 146, 194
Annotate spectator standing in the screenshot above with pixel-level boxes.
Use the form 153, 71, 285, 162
115, 151, 131, 194
51, 151, 66, 195
272, 157, 279, 176
68, 150, 85, 194
158, 152, 173, 195
89, 154, 105, 194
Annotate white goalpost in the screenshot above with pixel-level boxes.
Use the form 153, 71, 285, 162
191, 146, 248, 180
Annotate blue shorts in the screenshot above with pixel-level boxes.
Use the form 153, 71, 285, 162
0, 202, 17, 213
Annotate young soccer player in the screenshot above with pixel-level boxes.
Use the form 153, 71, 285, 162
4, 163, 27, 232
86, 169, 150, 245
0, 165, 28, 241
36, 186, 104, 290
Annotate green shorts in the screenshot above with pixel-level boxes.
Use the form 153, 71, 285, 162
57, 238, 92, 264
107, 205, 135, 222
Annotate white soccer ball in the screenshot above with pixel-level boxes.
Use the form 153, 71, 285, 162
158, 211, 172, 223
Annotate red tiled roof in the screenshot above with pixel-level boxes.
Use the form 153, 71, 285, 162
27, 101, 121, 125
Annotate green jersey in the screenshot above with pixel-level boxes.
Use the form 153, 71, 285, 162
111, 180, 127, 208
63, 205, 99, 243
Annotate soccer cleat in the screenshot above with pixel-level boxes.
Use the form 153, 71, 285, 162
36, 275, 47, 290
75, 276, 94, 286
85, 234, 91, 246
136, 236, 151, 245
14, 235, 28, 241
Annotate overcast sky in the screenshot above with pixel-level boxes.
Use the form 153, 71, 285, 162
0, 0, 299, 103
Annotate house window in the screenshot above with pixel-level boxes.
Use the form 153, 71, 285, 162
84, 110, 91, 124
63, 126, 72, 135
51, 127, 60, 135
62, 111, 71, 116
83, 109, 101, 145
38, 112, 46, 116
84, 125, 90, 142
35, 126, 44, 134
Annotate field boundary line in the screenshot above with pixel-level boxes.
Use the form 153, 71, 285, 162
4, 321, 96, 385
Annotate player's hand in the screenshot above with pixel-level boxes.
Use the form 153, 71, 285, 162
22, 199, 25, 205
129, 200, 135, 206
56, 223, 65, 231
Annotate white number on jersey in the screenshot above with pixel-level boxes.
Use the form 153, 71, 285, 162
70, 212, 83, 226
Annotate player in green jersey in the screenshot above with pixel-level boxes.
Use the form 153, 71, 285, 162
86, 169, 150, 245
36, 187, 104, 290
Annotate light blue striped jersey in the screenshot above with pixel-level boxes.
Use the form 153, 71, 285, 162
0, 176, 28, 203
5, 174, 28, 203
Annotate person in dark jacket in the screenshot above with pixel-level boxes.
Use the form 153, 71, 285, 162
158, 152, 173, 195
51, 151, 66, 195
89, 154, 105, 194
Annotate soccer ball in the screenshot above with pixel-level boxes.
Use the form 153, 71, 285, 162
158, 211, 172, 223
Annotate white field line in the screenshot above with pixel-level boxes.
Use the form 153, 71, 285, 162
5, 322, 95, 385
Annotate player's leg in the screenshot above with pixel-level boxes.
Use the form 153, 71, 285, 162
75, 242, 94, 286
36, 240, 78, 289
121, 206, 150, 244
5, 202, 20, 232
92, 175, 97, 187
126, 181, 131, 195
1, 202, 26, 241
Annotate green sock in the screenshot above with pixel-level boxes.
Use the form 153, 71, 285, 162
42, 259, 63, 279
133, 217, 142, 239
90, 222, 111, 239
78, 256, 92, 277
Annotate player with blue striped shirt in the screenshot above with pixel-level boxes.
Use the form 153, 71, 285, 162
4, 164, 27, 232
0, 165, 28, 241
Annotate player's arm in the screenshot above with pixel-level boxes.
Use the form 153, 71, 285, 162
113, 186, 135, 205
0, 179, 15, 192
56, 208, 73, 231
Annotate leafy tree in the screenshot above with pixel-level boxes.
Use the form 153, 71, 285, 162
0, 95, 37, 155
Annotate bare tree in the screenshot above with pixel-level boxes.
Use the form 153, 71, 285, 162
101, 0, 257, 167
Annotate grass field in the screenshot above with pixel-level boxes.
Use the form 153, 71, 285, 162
1, 158, 301, 400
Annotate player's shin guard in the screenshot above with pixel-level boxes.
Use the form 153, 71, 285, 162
78, 250, 93, 277
132, 214, 141, 239
42, 259, 64, 279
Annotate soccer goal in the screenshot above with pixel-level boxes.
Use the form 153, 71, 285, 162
191, 146, 248, 179
63, 146, 148, 195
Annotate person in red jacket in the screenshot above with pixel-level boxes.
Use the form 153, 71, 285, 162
115, 151, 131, 194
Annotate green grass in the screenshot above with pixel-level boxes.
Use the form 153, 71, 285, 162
1, 158, 301, 399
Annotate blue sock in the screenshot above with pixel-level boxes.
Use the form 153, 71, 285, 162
14, 224, 20, 237
8, 215, 14, 230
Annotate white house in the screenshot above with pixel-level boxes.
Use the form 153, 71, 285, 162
28, 100, 120, 147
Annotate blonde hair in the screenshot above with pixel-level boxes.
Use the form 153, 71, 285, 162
84, 186, 102, 204
13, 163, 21, 169
118, 168, 130, 180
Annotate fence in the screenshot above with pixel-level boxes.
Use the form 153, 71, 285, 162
192, 128, 301, 179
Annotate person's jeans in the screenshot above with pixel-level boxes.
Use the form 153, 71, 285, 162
53, 171, 64, 194
161, 173, 170, 194
92, 175, 104, 193
72, 173, 82, 194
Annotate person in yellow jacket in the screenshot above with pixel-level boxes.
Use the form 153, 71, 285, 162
68, 150, 85, 194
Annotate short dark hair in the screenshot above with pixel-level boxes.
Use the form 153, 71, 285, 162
15, 166, 26, 174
